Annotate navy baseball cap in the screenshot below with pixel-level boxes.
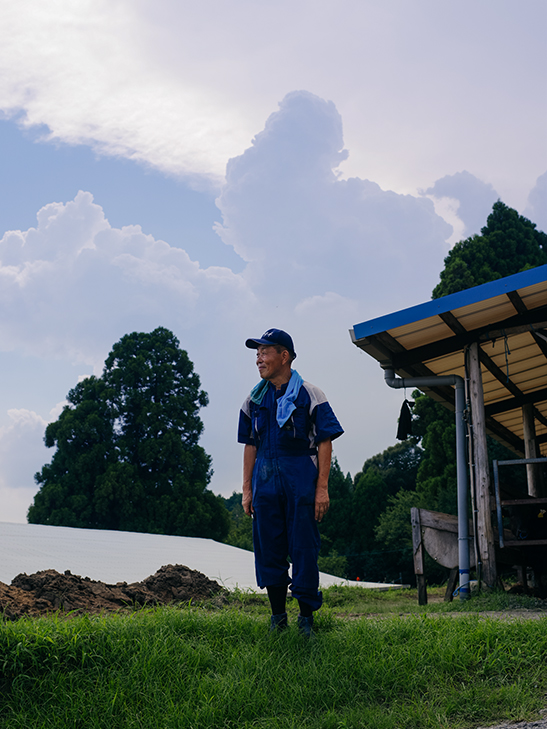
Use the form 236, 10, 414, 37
245, 329, 297, 359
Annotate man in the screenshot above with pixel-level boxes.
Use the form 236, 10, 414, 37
238, 328, 343, 636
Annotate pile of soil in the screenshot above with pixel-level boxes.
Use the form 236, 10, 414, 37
0, 564, 226, 620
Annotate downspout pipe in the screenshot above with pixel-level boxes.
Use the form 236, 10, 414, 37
383, 368, 470, 600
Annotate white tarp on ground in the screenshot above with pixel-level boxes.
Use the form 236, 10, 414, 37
0, 522, 393, 591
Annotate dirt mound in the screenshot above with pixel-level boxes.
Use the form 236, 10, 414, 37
140, 564, 222, 603
0, 564, 226, 620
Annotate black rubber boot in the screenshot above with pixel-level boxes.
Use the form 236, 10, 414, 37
297, 614, 314, 638
270, 613, 288, 632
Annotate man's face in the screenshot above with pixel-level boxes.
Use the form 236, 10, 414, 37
256, 345, 288, 381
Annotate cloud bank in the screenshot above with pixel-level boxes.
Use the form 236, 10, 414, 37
0, 90, 459, 522
423, 171, 500, 237
2, 90, 545, 524
0, 191, 253, 365
0, 1, 249, 185
0, 409, 49, 523
525, 172, 547, 233
216, 92, 451, 313
0, 1, 544, 208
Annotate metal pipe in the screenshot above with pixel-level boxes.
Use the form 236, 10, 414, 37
383, 368, 470, 600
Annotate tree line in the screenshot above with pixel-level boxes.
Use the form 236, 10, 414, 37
223, 201, 547, 584
29, 202, 546, 585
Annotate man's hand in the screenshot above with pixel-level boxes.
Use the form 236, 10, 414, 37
315, 438, 332, 521
242, 444, 256, 517
242, 489, 254, 516
315, 485, 330, 522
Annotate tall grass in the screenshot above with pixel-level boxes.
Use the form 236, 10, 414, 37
1, 589, 546, 728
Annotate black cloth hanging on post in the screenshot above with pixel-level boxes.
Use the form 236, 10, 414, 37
396, 399, 413, 440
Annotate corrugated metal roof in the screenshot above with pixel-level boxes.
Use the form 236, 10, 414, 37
351, 265, 547, 456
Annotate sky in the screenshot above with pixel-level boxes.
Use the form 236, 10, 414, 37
0, 0, 545, 523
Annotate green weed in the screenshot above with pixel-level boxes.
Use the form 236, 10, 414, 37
0, 600, 546, 728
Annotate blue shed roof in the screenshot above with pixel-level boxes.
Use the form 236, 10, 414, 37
352, 265, 547, 342
350, 265, 547, 456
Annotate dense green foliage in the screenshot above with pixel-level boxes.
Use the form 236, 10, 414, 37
432, 200, 546, 298
318, 201, 547, 585
318, 445, 422, 583
314, 403, 458, 585
222, 491, 253, 551
29, 328, 229, 540
373, 201, 547, 582
1, 594, 546, 728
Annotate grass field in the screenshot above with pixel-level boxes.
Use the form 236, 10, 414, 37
1, 586, 547, 728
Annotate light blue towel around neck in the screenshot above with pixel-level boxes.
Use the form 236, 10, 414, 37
250, 370, 303, 428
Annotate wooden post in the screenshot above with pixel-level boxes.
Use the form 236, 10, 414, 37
468, 343, 497, 589
411, 507, 427, 605
444, 567, 458, 602
515, 565, 527, 589
522, 403, 544, 497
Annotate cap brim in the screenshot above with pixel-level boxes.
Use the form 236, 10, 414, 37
245, 338, 270, 349
245, 338, 296, 359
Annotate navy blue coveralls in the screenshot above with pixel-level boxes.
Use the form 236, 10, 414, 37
238, 379, 343, 611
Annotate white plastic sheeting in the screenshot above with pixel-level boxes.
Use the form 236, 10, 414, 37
0, 522, 391, 591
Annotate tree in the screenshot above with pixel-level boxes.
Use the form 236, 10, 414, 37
348, 442, 422, 582
29, 327, 229, 541
374, 398, 456, 585
375, 202, 546, 584
421, 201, 546, 513
317, 458, 353, 577
316, 444, 422, 582
222, 491, 254, 552
412, 394, 458, 515
432, 201, 547, 298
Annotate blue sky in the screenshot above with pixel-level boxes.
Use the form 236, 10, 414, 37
0, 119, 243, 270
0, 0, 545, 523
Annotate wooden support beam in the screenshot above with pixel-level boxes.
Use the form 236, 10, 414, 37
411, 507, 427, 606
522, 403, 545, 497
444, 567, 458, 602
468, 342, 498, 589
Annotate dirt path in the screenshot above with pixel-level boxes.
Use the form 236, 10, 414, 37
476, 713, 547, 729
337, 609, 547, 622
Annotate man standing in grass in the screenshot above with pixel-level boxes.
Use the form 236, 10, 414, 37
238, 329, 343, 636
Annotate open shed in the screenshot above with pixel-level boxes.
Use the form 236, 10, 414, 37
350, 264, 547, 594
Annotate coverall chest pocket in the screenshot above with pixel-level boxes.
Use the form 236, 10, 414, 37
279, 405, 309, 449
252, 407, 269, 443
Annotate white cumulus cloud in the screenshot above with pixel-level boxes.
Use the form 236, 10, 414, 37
0, 408, 49, 522
423, 171, 500, 238
0, 190, 254, 365
0, 1, 544, 208
215, 91, 452, 313
0, 0, 250, 185
525, 172, 547, 233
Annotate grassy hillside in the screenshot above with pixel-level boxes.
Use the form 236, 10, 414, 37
1, 586, 546, 728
